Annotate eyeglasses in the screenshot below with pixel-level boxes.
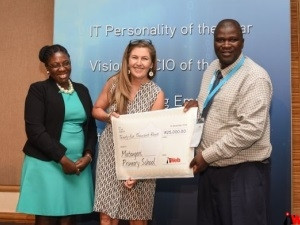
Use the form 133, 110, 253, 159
129, 39, 152, 45
48, 60, 71, 69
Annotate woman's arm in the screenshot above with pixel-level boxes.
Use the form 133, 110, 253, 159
24, 83, 67, 162
92, 79, 115, 123
151, 90, 165, 111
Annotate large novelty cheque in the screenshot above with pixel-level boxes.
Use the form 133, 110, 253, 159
111, 107, 198, 179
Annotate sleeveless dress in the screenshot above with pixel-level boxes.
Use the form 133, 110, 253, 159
17, 91, 94, 216
93, 81, 161, 220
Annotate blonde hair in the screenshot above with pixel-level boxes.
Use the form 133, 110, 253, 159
110, 40, 157, 114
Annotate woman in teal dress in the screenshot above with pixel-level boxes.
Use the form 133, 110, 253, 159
16, 44, 97, 225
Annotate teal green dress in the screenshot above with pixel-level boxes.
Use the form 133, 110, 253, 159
17, 92, 94, 216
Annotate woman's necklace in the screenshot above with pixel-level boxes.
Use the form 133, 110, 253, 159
57, 79, 74, 94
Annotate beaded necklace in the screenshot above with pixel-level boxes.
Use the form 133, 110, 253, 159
57, 79, 74, 94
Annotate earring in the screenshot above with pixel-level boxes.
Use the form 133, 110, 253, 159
149, 69, 154, 77
128, 70, 131, 75
46, 70, 50, 74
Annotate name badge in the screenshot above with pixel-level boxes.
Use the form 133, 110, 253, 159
190, 119, 204, 148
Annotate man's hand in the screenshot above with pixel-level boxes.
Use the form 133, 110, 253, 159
189, 151, 208, 174
183, 100, 198, 112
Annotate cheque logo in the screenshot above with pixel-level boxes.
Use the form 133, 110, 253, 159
167, 157, 181, 164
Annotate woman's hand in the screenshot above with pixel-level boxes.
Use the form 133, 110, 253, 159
107, 111, 120, 123
124, 178, 137, 189
75, 154, 92, 173
59, 156, 79, 175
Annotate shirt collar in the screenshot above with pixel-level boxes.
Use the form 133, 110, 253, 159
218, 54, 244, 77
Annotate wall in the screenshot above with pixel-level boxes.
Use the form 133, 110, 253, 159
0, 0, 54, 222
291, 0, 300, 215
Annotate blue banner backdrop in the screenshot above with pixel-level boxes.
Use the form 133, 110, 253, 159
54, 1, 291, 224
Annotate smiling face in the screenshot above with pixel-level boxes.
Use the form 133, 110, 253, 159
46, 51, 71, 88
214, 21, 244, 69
128, 47, 153, 83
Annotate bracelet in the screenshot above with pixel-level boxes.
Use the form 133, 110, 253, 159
85, 154, 92, 162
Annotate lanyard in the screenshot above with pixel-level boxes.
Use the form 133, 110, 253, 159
202, 56, 246, 110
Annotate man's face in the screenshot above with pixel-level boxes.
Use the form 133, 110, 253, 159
214, 23, 244, 69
